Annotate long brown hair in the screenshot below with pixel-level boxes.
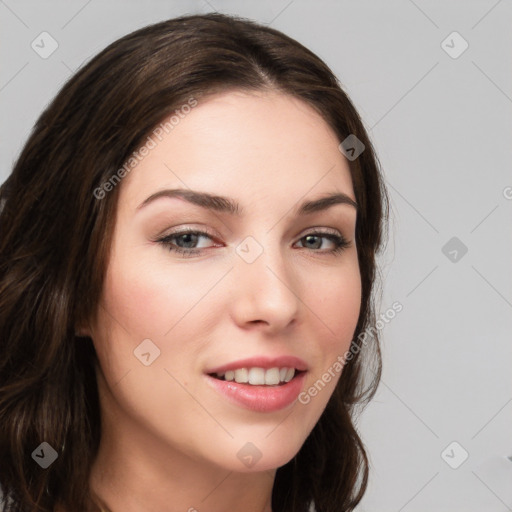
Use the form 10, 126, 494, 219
0, 13, 389, 512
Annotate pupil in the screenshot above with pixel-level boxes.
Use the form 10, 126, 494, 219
305, 235, 320, 249
180, 233, 197, 248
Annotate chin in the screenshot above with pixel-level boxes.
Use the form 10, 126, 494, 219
208, 430, 308, 474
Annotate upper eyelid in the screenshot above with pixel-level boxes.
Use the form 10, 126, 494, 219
163, 225, 345, 236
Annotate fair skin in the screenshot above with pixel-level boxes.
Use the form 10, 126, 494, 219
83, 89, 361, 512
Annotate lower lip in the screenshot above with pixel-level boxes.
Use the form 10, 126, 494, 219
205, 372, 307, 413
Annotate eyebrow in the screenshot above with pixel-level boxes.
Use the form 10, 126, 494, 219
136, 188, 358, 216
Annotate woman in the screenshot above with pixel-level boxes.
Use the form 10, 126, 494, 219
0, 12, 388, 512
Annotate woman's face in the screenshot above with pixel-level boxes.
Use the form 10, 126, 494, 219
88, 89, 361, 472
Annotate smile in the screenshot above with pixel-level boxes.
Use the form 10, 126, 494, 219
211, 367, 300, 386
205, 370, 307, 413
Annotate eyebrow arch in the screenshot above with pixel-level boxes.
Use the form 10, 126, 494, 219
136, 188, 358, 215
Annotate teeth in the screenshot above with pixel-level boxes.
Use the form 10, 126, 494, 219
264, 367, 280, 385
215, 367, 297, 385
248, 367, 265, 385
284, 368, 295, 382
234, 368, 248, 383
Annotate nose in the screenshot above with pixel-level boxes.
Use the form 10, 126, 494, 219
229, 238, 300, 333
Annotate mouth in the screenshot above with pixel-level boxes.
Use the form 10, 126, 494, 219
204, 367, 308, 413
207, 367, 307, 387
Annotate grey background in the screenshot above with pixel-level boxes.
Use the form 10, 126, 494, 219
1, 1, 511, 511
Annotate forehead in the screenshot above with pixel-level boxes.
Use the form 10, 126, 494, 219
118, 89, 355, 213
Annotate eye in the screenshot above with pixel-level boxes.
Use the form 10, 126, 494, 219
295, 232, 350, 254
156, 228, 218, 257
156, 228, 351, 257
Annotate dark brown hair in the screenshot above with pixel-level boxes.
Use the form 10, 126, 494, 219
0, 12, 389, 512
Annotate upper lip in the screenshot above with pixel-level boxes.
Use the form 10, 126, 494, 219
205, 355, 309, 375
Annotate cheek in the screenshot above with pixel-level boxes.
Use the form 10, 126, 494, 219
103, 249, 223, 337
303, 259, 361, 405
296, 266, 361, 429
314, 262, 362, 350
95, 248, 230, 387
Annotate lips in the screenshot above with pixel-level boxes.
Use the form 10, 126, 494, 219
204, 355, 309, 412
205, 371, 307, 412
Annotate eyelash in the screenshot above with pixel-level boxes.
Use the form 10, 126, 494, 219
156, 227, 351, 258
